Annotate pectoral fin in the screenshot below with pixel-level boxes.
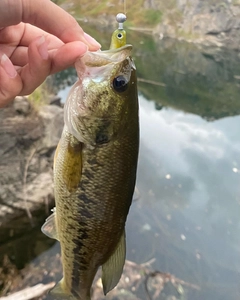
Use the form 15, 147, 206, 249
63, 138, 82, 192
102, 230, 126, 295
41, 208, 59, 241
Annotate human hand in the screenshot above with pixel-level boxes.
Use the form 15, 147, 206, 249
0, 0, 101, 108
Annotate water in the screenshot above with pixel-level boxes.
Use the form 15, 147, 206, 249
2, 12, 240, 300
55, 34, 240, 299
56, 89, 240, 299
129, 98, 240, 299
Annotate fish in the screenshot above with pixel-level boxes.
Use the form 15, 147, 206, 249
41, 16, 139, 300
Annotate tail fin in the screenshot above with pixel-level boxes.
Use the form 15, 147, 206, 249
49, 279, 91, 300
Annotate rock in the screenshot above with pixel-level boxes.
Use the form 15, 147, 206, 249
49, 95, 62, 107
154, 0, 240, 50
0, 100, 64, 244
13, 96, 31, 116
38, 105, 64, 150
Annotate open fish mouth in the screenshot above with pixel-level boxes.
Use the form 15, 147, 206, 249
76, 44, 133, 69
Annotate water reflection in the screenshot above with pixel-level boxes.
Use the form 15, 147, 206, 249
56, 80, 240, 299
127, 95, 240, 300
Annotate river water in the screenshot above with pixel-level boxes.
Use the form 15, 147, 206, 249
55, 24, 240, 299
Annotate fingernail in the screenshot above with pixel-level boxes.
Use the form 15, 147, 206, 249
80, 43, 88, 56
0, 54, 17, 78
37, 36, 49, 60
83, 33, 101, 48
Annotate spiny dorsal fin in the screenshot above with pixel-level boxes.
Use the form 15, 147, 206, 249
102, 229, 126, 295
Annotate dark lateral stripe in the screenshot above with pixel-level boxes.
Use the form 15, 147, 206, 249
80, 208, 93, 218
80, 179, 89, 185
80, 230, 89, 240
78, 193, 95, 204
79, 221, 87, 227
71, 233, 91, 293
71, 288, 80, 298
71, 261, 80, 294
87, 158, 98, 165
83, 169, 94, 179
71, 241, 88, 294
72, 238, 84, 250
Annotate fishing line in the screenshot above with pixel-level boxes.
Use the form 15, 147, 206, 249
124, 0, 127, 16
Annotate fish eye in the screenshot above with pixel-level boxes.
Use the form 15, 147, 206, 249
117, 33, 123, 39
112, 75, 128, 93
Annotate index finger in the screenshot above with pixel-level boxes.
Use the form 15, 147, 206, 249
0, 0, 100, 50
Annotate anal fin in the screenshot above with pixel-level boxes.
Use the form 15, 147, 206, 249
41, 208, 59, 241
102, 229, 126, 295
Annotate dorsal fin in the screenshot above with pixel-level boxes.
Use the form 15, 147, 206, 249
102, 230, 126, 294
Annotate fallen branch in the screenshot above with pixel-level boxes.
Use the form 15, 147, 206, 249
137, 78, 166, 87
0, 282, 55, 300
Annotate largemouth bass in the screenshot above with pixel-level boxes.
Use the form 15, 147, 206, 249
42, 15, 139, 300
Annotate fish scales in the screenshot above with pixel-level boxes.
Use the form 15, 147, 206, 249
55, 122, 138, 298
41, 34, 139, 299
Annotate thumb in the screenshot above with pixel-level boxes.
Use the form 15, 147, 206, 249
0, 54, 23, 108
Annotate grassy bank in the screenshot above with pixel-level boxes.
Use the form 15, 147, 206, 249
52, 0, 163, 27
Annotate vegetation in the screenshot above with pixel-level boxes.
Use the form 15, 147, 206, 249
52, 0, 163, 28
144, 9, 162, 25
233, 0, 240, 5
133, 36, 240, 120
28, 81, 50, 108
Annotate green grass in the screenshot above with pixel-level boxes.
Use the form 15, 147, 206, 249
144, 9, 162, 25
57, 0, 163, 28
28, 82, 49, 109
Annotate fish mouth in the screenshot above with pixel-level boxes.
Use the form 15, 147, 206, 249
76, 44, 132, 68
